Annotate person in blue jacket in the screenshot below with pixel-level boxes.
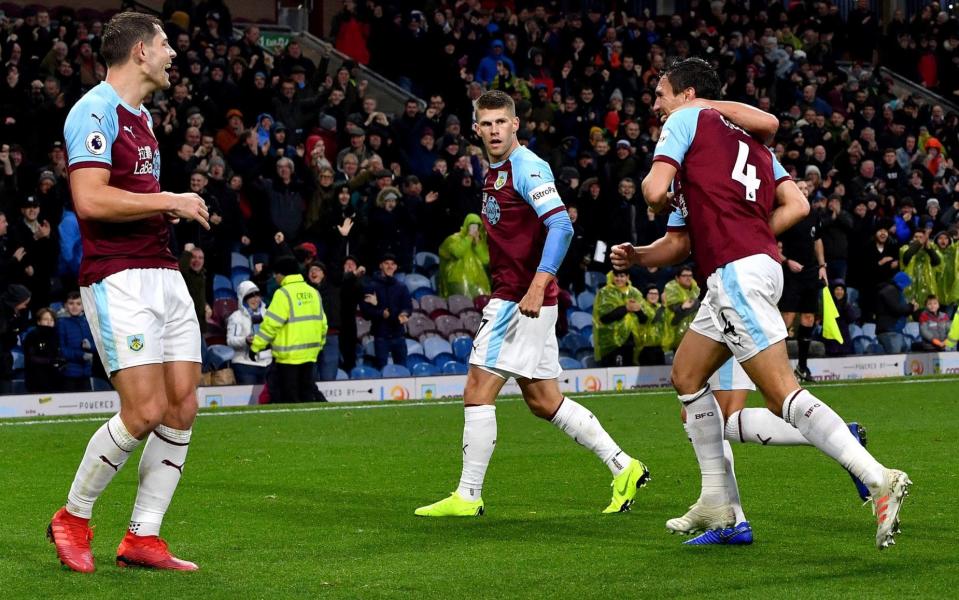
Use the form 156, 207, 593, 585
57, 291, 95, 392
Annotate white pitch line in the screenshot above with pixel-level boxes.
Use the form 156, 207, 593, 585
1, 376, 957, 428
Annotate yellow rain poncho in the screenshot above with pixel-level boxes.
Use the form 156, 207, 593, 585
438, 213, 491, 298
592, 272, 642, 361
663, 278, 700, 350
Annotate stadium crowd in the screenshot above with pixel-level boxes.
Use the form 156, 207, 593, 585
3, 0, 959, 395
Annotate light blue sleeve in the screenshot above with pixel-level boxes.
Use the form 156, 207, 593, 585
667, 207, 686, 228
511, 150, 565, 218
538, 210, 573, 275
64, 93, 118, 167
770, 151, 789, 181
653, 107, 703, 167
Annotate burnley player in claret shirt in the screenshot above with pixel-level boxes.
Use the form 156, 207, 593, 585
415, 90, 651, 519
48, 12, 210, 573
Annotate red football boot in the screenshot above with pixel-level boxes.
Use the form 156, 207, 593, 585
116, 531, 198, 570
47, 507, 95, 573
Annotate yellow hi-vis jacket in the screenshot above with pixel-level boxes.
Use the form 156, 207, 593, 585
250, 274, 327, 364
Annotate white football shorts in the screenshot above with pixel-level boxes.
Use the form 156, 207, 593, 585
81, 268, 202, 374
689, 253, 788, 362
707, 357, 756, 391
469, 298, 561, 380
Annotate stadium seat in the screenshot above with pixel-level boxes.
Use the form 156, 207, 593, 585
213, 298, 238, 325
459, 310, 483, 334
406, 353, 430, 369
362, 338, 376, 359
576, 290, 596, 311
429, 308, 454, 320
473, 295, 491, 311
451, 336, 473, 362
423, 337, 453, 360
849, 323, 863, 340
406, 338, 424, 356
435, 314, 464, 338
448, 294, 474, 315
336, 368, 349, 380
207, 345, 235, 370
382, 364, 412, 378
417, 331, 443, 343
419, 295, 449, 315
441, 360, 469, 375
11, 349, 23, 371
580, 355, 599, 368
231, 252, 250, 270
559, 356, 582, 370
846, 287, 859, 306
393, 272, 406, 285
213, 288, 235, 301
350, 365, 381, 379
404, 273, 432, 294
560, 333, 588, 354
91, 377, 113, 391
231, 270, 252, 291
412, 287, 435, 300
412, 362, 439, 377
411, 297, 420, 310
569, 310, 593, 331
862, 323, 877, 339
213, 274, 232, 293
903, 321, 920, 339
579, 325, 593, 341
585, 271, 606, 291
431, 352, 456, 367
407, 315, 437, 339
414, 251, 441, 275
50, 301, 63, 313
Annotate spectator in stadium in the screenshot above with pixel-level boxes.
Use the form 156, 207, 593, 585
0, 284, 31, 394
361, 253, 411, 370
227, 281, 272, 385
215, 108, 245, 153
179, 244, 209, 336
57, 291, 94, 392
437, 213, 490, 298
875, 272, 917, 354
917, 295, 951, 350
250, 257, 327, 403
306, 262, 342, 381
338, 256, 366, 373
635, 285, 669, 366
23, 307, 62, 393
934, 230, 958, 309
259, 157, 307, 243
821, 194, 854, 281
662, 266, 700, 350
9, 194, 56, 312
367, 186, 414, 271
899, 229, 942, 306
592, 269, 642, 367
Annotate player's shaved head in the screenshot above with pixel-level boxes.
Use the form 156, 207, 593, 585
101, 12, 164, 67
663, 57, 721, 100
475, 90, 516, 119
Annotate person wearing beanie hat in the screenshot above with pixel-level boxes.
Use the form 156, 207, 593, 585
226, 280, 271, 383
249, 254, 327, 402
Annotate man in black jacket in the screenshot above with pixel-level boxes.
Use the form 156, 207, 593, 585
360, 254, 412, 370
875, 271, 917, 354
0, 284, 31, 394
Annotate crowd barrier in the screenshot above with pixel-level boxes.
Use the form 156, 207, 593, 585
2, 353, 958, 419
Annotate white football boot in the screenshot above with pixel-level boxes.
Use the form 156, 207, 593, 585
666, 501, 735, 534
870, 468, 912, 550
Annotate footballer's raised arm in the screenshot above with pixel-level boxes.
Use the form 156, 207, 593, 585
766, 152, 807, 236
689, 99, 779, 145
647, 106, 698, 213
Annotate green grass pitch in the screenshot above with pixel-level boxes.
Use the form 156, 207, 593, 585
1, 377, 956, 598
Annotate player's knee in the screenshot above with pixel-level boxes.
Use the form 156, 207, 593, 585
122, 400, 168, 437
527, 395, 558, 420
670, 368, 701, 396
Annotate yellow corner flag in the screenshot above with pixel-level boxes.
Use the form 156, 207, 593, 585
822, 287, 844, 344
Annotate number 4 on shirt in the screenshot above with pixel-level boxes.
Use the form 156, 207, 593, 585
731, 141, 761, 202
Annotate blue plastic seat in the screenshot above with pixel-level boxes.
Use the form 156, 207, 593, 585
404, 273, 432, 294
585, 271, 606, 291
569, 311, 593, 331
412, 362, 439, 377
382, 364, 412, 378
423, 337, 453, 360
451, 336, 473, 362
431, 351, 456, 367
559, 356, 582, 370
406, 338, 424, 356
231, 252, 250, 270
560, 333, 587, 354
213, 274, 232, 292
206, 344, 235, 370
350, 365, 382, 380
441, 360, 469, 375
405, 353, 430, 369
414, 251, 440, 275
336, 368, 349, 380
576, 290, 596, 311
411, 287, 435, 300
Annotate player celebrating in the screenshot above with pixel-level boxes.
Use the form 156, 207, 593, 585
415, 90, 649, 517
612, 58, 909, 550
48, 12, 209, 572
